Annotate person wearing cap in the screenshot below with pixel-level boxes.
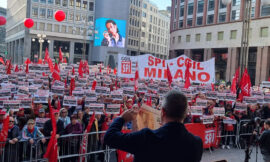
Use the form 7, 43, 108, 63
43, 109, 64, 138
22, 119, 46, 144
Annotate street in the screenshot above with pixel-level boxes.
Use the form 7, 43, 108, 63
202, 147, 264, 162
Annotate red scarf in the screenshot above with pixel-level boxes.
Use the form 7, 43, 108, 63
9, 125, 14, 129
28, 127, 35, 133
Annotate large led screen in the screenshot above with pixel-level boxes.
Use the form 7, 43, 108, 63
94, 18, 126, 48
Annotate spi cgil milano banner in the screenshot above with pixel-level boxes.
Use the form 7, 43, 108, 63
117, 54, 215, 84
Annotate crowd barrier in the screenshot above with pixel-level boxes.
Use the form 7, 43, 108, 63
0, 119, 266, 162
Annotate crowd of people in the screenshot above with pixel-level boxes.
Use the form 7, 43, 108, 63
0, 62, 270, 162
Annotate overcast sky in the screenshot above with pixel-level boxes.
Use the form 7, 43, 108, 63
0, 0, 171, 10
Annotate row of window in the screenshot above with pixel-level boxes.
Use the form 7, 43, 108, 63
173, 0, 270, 29
32, 7, 94, 22
130, 0, 141, 7
142, 12, 169, 28
130, 7, 141, 17
172, 27, 269, 44
32, 0, 94, 11
31, 22, 92, 36
129, 18, 140, 28
128, 39, 168, 55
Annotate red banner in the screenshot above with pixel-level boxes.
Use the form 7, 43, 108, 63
185, 122, 220, 149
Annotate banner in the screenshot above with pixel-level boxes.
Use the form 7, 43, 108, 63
117, 54, 215, 84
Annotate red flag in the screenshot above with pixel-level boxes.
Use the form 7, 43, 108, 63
0, 113, 9, 152
113, 68, 117, 75
52, 63, 61, 81
99, 64, 102, 73
14, 65, 19, 72
79, 112, 96, 162
268, 76, 270, 82
6, 61, 12, 74
37, 59, 43, 64
44, 47, 49, 62
24, 58, 31, 65
72, 67, 75, 75
231, 75, 237, 94
0, 57, 5, 65
134, 68, 139, 91
235, 67, 240, 85
184, 63, 191, 89
167, 64, 172, 87
91, 80, 97, 90
63, 58, 67, 64
70, 78, 75, 95
238, 68, 251, 101
47, 58, 54, 73
25, 63, 29, 73
78, 61, 83, 78
44, 102, 58, 162
59, 47, 63, 63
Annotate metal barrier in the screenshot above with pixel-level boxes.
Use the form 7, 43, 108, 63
0, 131, 117, 162
216, 120, 239, 149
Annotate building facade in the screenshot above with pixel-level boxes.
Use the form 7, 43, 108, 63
6, 0, 95, 64
127, 0, 170, 59
0, 7, 6, 57
170, 0, 270, 85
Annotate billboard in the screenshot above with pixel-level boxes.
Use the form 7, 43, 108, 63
94, 18, 126, 48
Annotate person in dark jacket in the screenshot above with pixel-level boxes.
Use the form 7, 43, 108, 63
104, 90, 203, 162
258, 119, 270, 162
4, 117, 21, 162
64, 115, 83, 162
43, 109, 65, 137
262, 104, 270, 119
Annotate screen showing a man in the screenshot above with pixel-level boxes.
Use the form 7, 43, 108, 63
94, 18, 126, 48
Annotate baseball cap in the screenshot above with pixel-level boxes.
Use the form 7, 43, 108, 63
39, 109, 45, 113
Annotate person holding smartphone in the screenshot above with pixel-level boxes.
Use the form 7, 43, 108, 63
101, 20, 125, 48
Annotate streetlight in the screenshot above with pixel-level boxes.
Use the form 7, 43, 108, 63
37, 34, 46, 60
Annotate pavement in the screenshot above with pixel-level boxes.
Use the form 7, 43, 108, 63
202, 147, 264, 162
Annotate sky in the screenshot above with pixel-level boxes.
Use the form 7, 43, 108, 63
152, 0, 171, 10
0, 0, 7, 8
0, 0, 171, 10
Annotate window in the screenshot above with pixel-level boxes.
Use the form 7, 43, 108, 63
142, 22, 146, 27
196, 16, 203, 26
260, 27, 268, 37
181, 0, 185, 2
219, 12, 226, 23
218, 31, 224, 40
88, 16, 93, 22
179, 20, 183, 28
39, 8, 45, 18
69, 12, 74, 21
82, 1, 87, 9
206, 33, 212, 41
76, 14, 81, 21
178, 36, 181, 43
197, 0, 204, 13
172, 37, 175, 44
231, 10, 240, 21
187, 18, 193, 27
186, 35, 191, 42
76, 0, 81, 8
142, 32, 145, 37
48, 0, 53, 4
149, 24, 152, 32
208, 0, 215, 11
230, 30, 237, 39
219, 0, 226, 8
63, 0, 68, 6
207, 14, 214, 24
40, 0, 46, 3
70, 0, 74, 7
89, 2, 94, 11
188, 3, 194, 15
150, 15, 152, 22
32, 0, 38, 2
232, 0, 241, 6
180, 6, 184, 17
32, 7, 38, 17
47, 9, 53, 19
195, 34, 201, 42
141, 42, 145, 47
55, 0, 60, 5
142, 12, 146, 17
143, 3, 147, 9
261, 5, 270, 16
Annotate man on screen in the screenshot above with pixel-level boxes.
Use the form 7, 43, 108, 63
101, 20, 125, 48
104, 90, 203, 162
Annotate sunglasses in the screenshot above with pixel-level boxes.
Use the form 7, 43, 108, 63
62, 112, 67, 113
28, 123, 35, 125
9, 121, 14, 123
